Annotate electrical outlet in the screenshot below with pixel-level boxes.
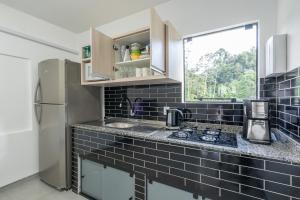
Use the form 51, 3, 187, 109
163, 106, 170, 115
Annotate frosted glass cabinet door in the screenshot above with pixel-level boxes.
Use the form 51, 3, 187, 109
148, 181, 195, 200
81, 159, 104, 200
81, 159, 134, 200
102, 167, 134, 200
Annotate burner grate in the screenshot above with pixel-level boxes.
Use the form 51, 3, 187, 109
168, 128, 237, 148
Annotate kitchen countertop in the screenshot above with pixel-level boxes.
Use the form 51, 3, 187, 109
72, 118, 300, 164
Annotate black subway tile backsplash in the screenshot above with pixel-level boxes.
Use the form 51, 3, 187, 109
221, 189, 259, 200
265, 181, 300, 197
170, 153, 200, 165
157, 157, 184, 170
157, 143, 184, 154
201, 159, 239, 173
185, 148, 220, 161
260, 66, 300, 142
201, 175, 240, 192
221, 154, 264, 169
105, 83, 243, 125
220, 171, 263, 188
241, 166, 290, 185
265, 161, 300, 176
241, 185, 290, 200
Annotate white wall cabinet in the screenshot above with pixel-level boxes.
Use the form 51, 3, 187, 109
81, 159, 134, 200
265, 34, 287, 77
80, 8, 183, 86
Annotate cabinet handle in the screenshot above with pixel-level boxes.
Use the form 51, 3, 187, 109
81, 175, 85, 179
193, 193, 198, 199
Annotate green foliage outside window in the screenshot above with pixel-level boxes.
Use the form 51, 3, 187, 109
185, 47, 256, 101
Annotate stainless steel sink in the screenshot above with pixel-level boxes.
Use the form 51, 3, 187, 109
105, 122, 136, 129
103, 118, 163, 134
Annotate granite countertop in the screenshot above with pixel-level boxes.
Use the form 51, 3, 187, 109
72, 118, 300, 164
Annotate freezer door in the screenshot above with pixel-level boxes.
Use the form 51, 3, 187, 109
38, 59, 65, 104
39, 104, 67, 189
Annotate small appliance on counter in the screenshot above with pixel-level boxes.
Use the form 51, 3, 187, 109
242, 99, 271, 144
166, 108, 192, 130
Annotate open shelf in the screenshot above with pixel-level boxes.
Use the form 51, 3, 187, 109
81, 75, 179, 86
114, 29, 150, 47
115, 57, 150, 68
82, 58, 91, 62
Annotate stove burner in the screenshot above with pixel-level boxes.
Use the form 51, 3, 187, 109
200, 135, 217, 142
204, 128, 221, 135
168, 128, 237, 148
174, 131, 190, 138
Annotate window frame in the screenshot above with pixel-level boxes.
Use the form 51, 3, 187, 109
183, 22, 259, 103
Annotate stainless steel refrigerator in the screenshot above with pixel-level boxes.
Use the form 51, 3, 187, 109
34, 59, 101, 190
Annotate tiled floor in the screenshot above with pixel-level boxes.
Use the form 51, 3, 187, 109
0, 176, 87, 200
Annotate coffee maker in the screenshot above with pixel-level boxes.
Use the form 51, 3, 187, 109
243, 100, 271, 144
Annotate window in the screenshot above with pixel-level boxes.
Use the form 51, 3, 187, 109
184, 23, 258, 102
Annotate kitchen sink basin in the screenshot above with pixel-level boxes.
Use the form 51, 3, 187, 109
103, 119, 162, 134
105, 122, 136, 129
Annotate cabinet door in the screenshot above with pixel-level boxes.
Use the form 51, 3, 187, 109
150, 8, 166, 73
265, 37, 274, 76
91, 28, 114, 79
81, 159, 134, 200
165, 21, 183, 82
148, 181, 196, 200
102, 167, 134, 200
81, 159, 104, 199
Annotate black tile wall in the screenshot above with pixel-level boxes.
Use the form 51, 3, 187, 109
260, 66, 300, 142
105, 83, 243, 126
72, 128, 300, 200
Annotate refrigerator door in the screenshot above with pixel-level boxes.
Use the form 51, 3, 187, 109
38, 59, 65, 104
39, 104, 67, 189
34, 79, 42, 104
34, 103, 42, 124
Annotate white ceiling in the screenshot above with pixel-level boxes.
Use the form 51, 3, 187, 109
0, 0, 170, 33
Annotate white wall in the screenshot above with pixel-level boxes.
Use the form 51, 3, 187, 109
0, 3, 78, 52
78, 0, 277, 77
277, 0, 300, 71
0, 3, 78, 188
156, 0, 277, 78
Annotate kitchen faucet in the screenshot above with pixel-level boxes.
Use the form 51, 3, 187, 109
119, 96, 135, 117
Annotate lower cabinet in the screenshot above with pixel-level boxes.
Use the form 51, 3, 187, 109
148, 181, 195, 200
81, 159, 134, 200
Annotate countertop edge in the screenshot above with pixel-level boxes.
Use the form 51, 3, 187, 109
72, 124, 300, 164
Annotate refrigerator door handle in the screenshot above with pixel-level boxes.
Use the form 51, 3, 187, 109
34, 79, 42, 103
34, 104, 42, 124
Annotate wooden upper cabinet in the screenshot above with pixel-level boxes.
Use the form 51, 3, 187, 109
150, 8, 166, 73
91, 28, 114, 79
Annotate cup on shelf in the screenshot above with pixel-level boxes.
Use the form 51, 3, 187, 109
120, 45, 126, 61
136, 68, 143, 77
142, 68, 150, 77
123, 46, 131, 62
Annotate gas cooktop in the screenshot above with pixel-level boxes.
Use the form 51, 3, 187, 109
167, 128, 237, 148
